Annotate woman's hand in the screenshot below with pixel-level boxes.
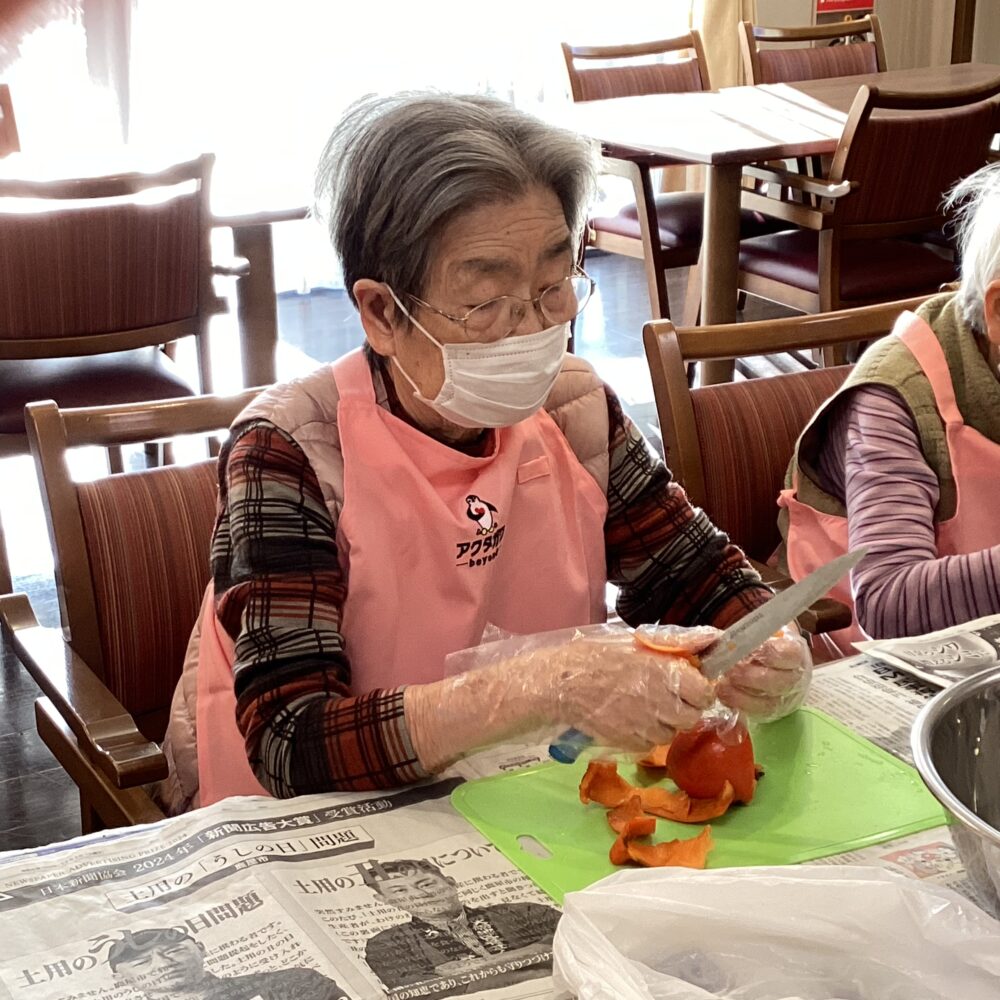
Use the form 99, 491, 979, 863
715, 625, 812, 720
544, 634, 715, 750
405, 627, 715, 771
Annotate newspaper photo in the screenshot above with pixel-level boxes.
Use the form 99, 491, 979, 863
274, 838, 559, 999
855, 613, 1000, 688
0, 780, 558, 1000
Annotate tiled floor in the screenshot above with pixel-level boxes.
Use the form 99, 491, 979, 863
0, 251, 795, 851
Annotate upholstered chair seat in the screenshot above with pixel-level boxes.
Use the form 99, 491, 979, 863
594, 192, 785, 250
0, 350, 194, 435
739, 230, 956, 304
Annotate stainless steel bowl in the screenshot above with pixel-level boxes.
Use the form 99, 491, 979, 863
911, 665, 1000, 918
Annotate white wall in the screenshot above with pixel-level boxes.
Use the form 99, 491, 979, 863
874, 0, 955, 69
973, 0, 1000, 63
755, 0, 813, 26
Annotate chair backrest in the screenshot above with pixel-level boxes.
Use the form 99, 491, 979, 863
25, 389, 260, 740
0, 155, 218, 391
642, 296, 932, 560
561, 32, 711, 102
739, 16, 886, 86
0, 84, 19, 157
828, 81, 1000, 235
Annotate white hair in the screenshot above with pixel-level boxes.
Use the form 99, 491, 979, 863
945, 161, 1000, 334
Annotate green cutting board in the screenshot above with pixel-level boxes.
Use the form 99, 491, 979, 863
451, 708, 946, 903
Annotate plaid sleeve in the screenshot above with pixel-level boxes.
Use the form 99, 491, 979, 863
602, 387, 772, 628
214, 420, 427, 796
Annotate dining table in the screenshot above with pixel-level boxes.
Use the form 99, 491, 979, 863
555, 60, 1000, 383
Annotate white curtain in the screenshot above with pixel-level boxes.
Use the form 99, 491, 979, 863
693, 0, 758, 86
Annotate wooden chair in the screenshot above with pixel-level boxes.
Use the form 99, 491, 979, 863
0, 154, 247, 593
642, 296, 931, 632
739, 16, 887, 86
0, 83, 19, 156
561, 32, 780, 321
735, 81, 1000, 330
0, 389, 259, 832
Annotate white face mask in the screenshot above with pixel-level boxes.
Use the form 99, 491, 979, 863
386, 290, 569, 429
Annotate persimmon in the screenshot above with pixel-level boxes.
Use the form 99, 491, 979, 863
666, 717, 758, 804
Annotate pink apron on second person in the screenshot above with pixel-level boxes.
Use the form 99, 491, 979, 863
197, 349, 609, 804
780, 310, 1000, 657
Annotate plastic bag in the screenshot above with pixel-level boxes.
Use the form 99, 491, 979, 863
552, 865, 1000, 1000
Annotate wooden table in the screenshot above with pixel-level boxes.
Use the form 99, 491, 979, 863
559, 61, 1000, 383
211, 205, 307, 387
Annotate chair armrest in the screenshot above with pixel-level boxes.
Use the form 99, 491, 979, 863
743, 164, 853, 200
749, 560, 853, 636
740, 165, 854, 230
0, 593, 168, 787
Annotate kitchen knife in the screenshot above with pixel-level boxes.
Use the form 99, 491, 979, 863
698, 548, 865, 681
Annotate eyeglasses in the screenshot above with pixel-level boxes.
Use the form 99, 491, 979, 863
405, 270, 595, 342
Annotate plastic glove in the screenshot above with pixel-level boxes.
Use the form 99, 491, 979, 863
547, 632, 716, 748
404, 625, 715, 772
715, 625, 812, 721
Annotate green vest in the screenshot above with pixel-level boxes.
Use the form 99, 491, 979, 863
785, 292, 1000, 534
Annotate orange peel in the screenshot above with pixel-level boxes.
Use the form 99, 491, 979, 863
626, 826, 714, 869
638, 743, 671, 769
608, 795, 655, 835
685, 781, 735, 823
632, 632, 702, 667
579, 759, 633, 808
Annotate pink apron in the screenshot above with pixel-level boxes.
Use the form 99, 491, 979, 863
197, 349, 608, 803
780, 310, 1000, 656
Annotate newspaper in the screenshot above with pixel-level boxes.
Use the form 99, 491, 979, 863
855, 613, 1000, 688
0, 781, 560, 1000
806, 654, 939, 765
812, 825, 991, 912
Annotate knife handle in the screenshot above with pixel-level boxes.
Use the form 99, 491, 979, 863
548, 727, 593, 764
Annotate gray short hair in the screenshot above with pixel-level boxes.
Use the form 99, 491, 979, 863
944, 161, 1000, 334
314, 92, 599, 305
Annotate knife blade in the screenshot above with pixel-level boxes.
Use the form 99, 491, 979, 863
548, 548, 865, 763
699, 547, 866, 681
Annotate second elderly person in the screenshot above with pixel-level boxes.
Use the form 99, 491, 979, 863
781, 162, 1000, 655
160, 92, 810, 811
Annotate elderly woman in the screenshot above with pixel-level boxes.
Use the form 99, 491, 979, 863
160, 93, 808, 812
782, 162, 1000, 655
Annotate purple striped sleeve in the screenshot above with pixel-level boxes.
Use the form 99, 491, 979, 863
830, 385, 1000, 638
